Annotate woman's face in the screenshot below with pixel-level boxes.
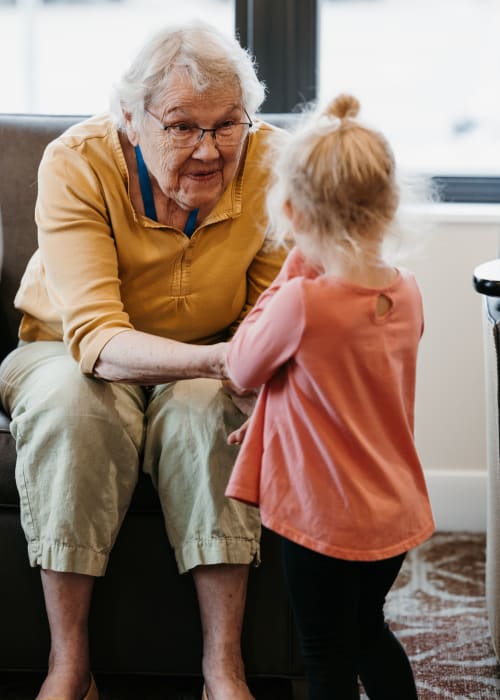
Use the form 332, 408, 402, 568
132, 72, 249, 215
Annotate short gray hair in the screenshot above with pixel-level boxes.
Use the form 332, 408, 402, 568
110, 20, 266, 128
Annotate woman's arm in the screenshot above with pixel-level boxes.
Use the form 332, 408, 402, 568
93, 330, 228, 384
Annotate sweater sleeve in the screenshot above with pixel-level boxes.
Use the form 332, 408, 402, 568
227, 277, 305, 390
35, 140, 134, 373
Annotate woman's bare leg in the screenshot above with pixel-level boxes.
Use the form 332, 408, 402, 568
193, 564, 254, 700
36, 570, 94, 700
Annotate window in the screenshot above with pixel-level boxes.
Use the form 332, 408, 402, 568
0, 0, 234, 114
237, 0, 500, 202
318, 0, 500, 180
1, 0, 499, 200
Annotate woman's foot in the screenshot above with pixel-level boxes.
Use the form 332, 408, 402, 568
202, 655, 254, 700
202, 677, 254, 700
35, 665, 93, 700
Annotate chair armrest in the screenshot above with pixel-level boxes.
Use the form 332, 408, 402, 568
0, 408, 10, 432
473, 259, 500, 296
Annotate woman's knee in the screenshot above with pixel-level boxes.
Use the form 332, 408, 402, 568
6, 345, 144, 448
145, 378, 243, 467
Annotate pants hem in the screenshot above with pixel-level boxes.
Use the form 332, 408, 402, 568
177, 537, 261, 574
29, 540, 109, 577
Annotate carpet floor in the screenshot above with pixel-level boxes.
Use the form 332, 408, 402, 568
381, 531, 500, 700
1, 532, 498, 699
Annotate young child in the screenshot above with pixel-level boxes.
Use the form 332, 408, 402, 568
225, 94, 435, 700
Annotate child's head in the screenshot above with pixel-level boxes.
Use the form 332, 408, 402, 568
268, 94, 399, 264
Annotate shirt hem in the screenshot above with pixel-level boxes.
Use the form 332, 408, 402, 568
261, 513, 436, 561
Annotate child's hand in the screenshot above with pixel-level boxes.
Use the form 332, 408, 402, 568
227, 418, 250, 445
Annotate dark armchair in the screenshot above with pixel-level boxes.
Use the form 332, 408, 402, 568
0, 114, 304, 694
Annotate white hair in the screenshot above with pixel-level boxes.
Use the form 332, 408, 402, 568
110, 20, 266, 129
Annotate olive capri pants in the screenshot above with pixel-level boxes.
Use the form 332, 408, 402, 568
0, 341, 260, 576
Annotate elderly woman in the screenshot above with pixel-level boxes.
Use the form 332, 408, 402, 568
0, 21, 285, 700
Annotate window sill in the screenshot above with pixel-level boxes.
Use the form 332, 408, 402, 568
408, 202, 500, 225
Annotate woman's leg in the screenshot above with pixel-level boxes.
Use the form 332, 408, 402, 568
37, 571, 95, 700
281, 538, 361, 700
143, 378, 260, 700
1, 342, 146, 700
357, 555, 418, 700
192, 563, 252, 700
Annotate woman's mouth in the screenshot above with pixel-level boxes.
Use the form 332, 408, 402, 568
186, 169, 219, 182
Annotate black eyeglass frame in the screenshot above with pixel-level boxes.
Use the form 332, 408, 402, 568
145, 108, 254, 146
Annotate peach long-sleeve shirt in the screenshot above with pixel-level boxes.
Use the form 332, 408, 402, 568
14, 113, 285, 374
226, 248, 435, 561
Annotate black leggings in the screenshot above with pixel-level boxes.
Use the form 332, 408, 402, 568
281, 538, 418, 700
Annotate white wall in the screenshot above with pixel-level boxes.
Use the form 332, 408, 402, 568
407, 204, 500, 530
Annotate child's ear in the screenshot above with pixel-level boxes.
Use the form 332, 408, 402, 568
283, 199, 294, 221
284, 200, 305, 230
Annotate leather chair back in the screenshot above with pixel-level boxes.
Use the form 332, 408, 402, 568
0, 114, 84, 359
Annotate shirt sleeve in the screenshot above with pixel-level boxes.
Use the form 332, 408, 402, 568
227, 277, 306, 390
230, 245, 320, 333
35, 140, 134, 373
228, 238, 287, 336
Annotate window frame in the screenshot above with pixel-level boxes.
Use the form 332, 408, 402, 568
235, 0, 499, 204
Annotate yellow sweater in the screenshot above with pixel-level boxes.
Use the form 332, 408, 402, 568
15, 114, 285, 374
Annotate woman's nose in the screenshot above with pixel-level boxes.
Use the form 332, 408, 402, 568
192, 131, 220, 158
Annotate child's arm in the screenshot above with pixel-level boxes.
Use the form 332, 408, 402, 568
227, 277, 305, 390
235, 246, 319, 330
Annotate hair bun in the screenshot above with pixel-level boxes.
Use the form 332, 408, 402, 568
326, 93, 360, 120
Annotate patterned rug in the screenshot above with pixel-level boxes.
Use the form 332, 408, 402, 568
381, 532, 500, 700
1, 533, 498, 699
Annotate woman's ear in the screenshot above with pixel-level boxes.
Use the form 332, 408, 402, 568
123, 109, 139, 146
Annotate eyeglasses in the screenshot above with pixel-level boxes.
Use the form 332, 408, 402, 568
146, 109, 253, 148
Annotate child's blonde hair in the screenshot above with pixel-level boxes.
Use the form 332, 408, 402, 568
267, 94, 403, 261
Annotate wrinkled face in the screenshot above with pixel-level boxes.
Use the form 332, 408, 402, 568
130, 71, 248, 214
